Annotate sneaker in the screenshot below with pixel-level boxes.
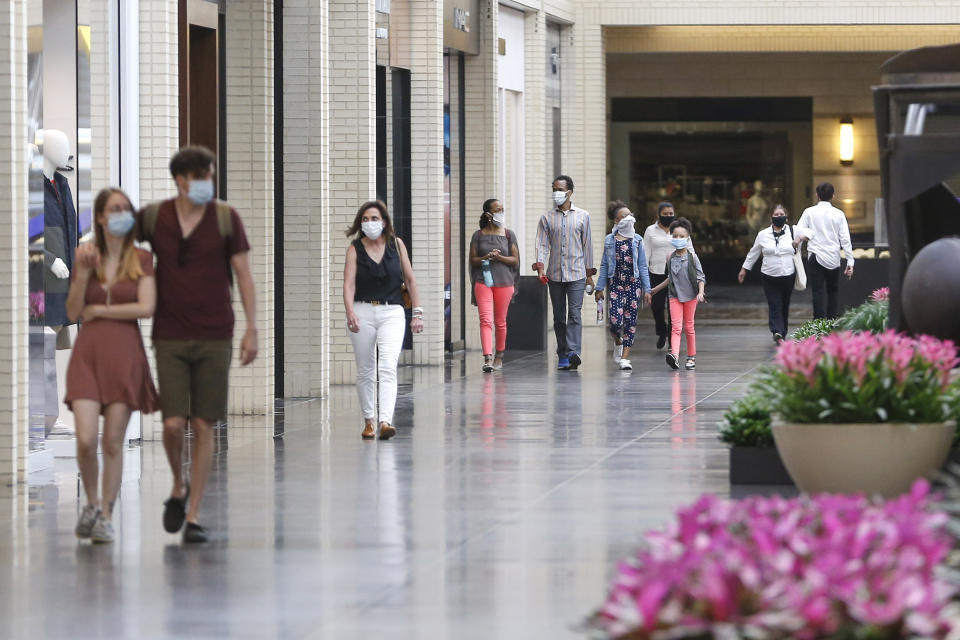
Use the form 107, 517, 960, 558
482, 356, 494, 373
90, 516, 115, 544
183, 521, 209, 544
568, 352, 582, 370
75, 504, 99, 539
685, 357, 696, 370
163, 484, 190, 534
613, 344, 623, 363
666, 353, 680, 370
618, 358, 632, 371
773, 333, 784, 345
657, 334, 667, 350
557, 357, 570, 370
492, 359, 504, 371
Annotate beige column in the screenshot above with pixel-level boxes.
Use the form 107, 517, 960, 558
524, 8, 548, 274
0, 0, 29, 482
328, 0, 375, 384
282, 0, 329, 398
138, 0, 179, 440
225, 0, 275, 415
461, 0, 499, 352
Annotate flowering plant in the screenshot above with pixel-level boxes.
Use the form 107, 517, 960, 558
872, 287, 891, 302
585, 480, 957, 639
758, 331, 958, 424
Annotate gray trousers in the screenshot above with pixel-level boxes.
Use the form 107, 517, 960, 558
547, 278, 586, 357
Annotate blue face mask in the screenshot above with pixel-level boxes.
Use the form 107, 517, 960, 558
187, 179, 215, 206
671, 237, 688, 250
106, 210, 135, 237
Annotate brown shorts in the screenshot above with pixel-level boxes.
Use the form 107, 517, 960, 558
154, 339, 232, 422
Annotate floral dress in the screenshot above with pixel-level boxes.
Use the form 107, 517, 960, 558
608, 237, 644, 348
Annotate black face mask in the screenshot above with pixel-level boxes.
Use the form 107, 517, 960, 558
772, 216, 787, 227
660, 215, 675, 227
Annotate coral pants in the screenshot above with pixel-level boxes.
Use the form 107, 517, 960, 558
475, 283, 514, 355
669, 298, 698, 357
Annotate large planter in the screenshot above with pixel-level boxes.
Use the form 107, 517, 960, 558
772, 420, 954, 497
729, 447, 793, 485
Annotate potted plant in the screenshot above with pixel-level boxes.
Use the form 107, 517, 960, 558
718, 391, 792, 485
583, 480, 958, 639
759, 331, 958, 497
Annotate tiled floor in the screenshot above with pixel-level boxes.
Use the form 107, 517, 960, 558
0, 285, 803, 639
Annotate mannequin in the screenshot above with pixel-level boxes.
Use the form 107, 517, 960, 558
746, 180, 769, 233
42, 129, 78, 330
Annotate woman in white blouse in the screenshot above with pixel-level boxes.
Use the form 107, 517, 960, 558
738, 205, 814, 345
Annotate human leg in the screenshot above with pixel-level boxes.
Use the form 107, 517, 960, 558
348, 303, 379, 423
547, 280, 569, 357
762, 274, 783, 336
669, 298, 683, 355
608, 285, 625, 341
650, 273, 668, 342
375, 306, 406, 427
683, 299, 699, 357
621, 283, 640, 348
781, 277, 795, 335
565, 278, 586, 358
807, 255, 828, 319
99, 403, 132, 520
825, 264, 841, 319
474, 282, 494, 356
155, 340, 194, 499
491, 286, 513, 354
73, 399, 102, 513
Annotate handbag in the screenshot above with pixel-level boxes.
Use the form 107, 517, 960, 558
393, 235, 412, 309
788, 225, 807, 292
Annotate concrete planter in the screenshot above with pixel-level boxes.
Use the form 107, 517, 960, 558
729, 447, 793, 485
771, 420, 955, 497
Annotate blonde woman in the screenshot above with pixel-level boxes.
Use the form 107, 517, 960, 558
65, 188, 158, 543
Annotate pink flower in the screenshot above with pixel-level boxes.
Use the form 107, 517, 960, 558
871, 287, 890, 302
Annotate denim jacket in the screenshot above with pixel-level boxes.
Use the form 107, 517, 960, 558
596, 233, 651, 293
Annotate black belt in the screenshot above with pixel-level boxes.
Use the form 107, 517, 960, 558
356, 299, 399, 306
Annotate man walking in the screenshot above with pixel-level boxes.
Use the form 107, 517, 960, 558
793, 182, 854, 319
140, 146, 258, 543
534, 175, 595, 370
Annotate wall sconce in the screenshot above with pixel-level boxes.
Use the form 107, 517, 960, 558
840, 117, 854, 166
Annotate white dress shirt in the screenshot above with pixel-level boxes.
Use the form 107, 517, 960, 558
642, 223, 695, 275
796, 201, 855, 270
742, 225, 814, 277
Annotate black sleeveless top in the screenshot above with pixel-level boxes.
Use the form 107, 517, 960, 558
353, 238, 405, 305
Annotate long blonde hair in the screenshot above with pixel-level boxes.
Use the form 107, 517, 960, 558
93, 188, 143, 282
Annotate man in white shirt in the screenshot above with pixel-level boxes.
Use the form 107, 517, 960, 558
793, 183, 855, 319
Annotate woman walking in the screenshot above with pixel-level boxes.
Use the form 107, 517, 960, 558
642, 202, 694, 350
343, 200, 423, 440
738, 205, 812, 344
650, 218, 705, 371
595, 200, 652, 371
470, 198, 520, 372
65, 187, 158, 543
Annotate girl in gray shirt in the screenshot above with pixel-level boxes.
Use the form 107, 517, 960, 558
650, 218, 705, 371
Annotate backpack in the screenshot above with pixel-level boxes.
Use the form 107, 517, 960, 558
142, 199, 235, 283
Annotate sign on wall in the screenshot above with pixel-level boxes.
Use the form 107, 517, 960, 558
444, 0, 479, 55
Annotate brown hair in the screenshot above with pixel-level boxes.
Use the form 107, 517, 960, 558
345, 200, 395, 242
668, 217, 692, 235
169, 145, 216, 178
607, 199, 629, 221
773, 204, 788, 216
92, 188, 143, 283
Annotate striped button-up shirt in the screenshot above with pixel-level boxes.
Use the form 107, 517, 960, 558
535, 205, 595, 282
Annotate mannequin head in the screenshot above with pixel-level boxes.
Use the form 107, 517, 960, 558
753, 180, 763, 193
41, 129, 70, 179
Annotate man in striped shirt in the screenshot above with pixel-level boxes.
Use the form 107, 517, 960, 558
534, 175, 596, 370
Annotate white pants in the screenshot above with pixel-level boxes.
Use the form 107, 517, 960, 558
348, 303, 406, 425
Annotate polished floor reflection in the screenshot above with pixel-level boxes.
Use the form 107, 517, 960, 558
0, 287, 799, 639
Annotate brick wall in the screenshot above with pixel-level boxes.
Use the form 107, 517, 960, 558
0, 0, 28, 481
282, 0, 329, 397
523, 9, 548, 275
225, 0, 275, 415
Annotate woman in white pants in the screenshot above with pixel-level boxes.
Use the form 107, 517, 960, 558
343, 200, 423, 440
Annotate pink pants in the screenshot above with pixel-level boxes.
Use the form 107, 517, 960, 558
475, 283, 514, 355
669, 298, 698, 357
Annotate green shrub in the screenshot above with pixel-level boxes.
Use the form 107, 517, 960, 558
718, 391, 774, 448
791, 317, 839, 341
836, 300, 888, 334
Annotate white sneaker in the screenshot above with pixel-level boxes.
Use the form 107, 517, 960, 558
90, 516, 115, 544
618, 358, 632, 370
75, 504, 99, 539
614, 344, 623, 363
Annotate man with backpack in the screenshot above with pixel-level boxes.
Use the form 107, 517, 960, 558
139, 146, 258, 543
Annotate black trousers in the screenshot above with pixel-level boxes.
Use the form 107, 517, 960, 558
762, 273, 795, 337
649, 272, 669, 338
807, 254, 841, 319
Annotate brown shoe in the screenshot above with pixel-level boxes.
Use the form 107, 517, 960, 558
361, 422, 376, 440
379, 422, 396, 440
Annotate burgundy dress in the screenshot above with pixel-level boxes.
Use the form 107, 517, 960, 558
64, 249, 159, 414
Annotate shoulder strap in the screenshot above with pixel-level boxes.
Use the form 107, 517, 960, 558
143, 202, 162, 238
214, 200, 233, 238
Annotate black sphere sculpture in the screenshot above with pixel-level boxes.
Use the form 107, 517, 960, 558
902, 237, 960, 343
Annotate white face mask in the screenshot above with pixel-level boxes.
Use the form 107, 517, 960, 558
492, 212, 505, 227
361, 220, 384, 240
616, 215, 636, 238
552, 191, 568, 207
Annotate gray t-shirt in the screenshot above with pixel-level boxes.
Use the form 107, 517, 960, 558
471, 230, 519, 287
666, 251, 706, 303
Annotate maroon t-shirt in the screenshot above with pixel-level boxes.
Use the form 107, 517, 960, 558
141, 199, 250, 340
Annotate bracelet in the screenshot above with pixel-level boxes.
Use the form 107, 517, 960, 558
412, 307, 424, 314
